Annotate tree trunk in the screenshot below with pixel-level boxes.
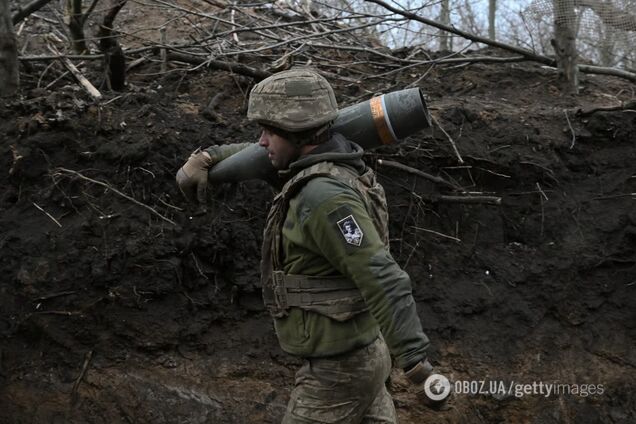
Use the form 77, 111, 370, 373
488, 0, 497, 40
0, 0, 19, 96
66, 0, 88, 53
553, 0, 578, 93
439, 0, 451, 51
598, 21, 614, 67
97, 0, 127, 91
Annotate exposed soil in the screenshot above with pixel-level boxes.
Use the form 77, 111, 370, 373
1, 41, 635, 424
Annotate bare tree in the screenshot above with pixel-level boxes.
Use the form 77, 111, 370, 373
65, 0, 100, 53
553, 0, 579, 93
96, 0, 127, 90
439, 0, 451, 50
456, 0, 480, 37
597, 18, 616, 66
489, 0, 497, 40
0, 0, 19, 96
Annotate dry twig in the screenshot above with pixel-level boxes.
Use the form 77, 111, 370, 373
378, 160, 502, 205
37, 290, 77, 301
377, 159, 460, 191
431, 115, 464, 164
564, 110, 576, 149
71, 350, 93, 404
411, 226, 461, 242
32, 202, 62, 227
53, 168, 177, 226
438, 195, 501, 205
166, 51, 271, 80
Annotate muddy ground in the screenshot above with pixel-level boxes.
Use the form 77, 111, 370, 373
1, 42, 635, 424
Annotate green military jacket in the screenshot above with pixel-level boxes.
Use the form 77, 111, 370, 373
264, 134, 429, 370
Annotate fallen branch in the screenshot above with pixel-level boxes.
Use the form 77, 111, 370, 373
437, 195, 502, 205
377, 159, 460, 191
411, 226, 461, 242
12, 0, 53, 24
366, 55, 528, 80
578, 64, 636, 83
575, 100, 636, 116
47, 45, 102, 100
44, 67, 74, 90
53, 168, 177, 226
379, 160, 502, 205
166, 51, 271, 80
19, 53, 104, 62
126, 55, 148, 71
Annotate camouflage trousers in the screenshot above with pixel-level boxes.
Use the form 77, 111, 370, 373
282, 336, 397, 424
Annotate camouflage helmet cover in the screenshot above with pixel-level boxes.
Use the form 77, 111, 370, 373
247, 68, 338, 132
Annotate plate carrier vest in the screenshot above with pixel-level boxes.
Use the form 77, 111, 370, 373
261, 161, 389, 321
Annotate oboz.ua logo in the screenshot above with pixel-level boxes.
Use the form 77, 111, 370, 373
424, 374, 452, 401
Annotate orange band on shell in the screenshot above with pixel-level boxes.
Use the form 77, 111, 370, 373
370, 96, 395, 145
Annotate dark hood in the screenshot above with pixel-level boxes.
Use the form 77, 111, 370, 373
283, 133, 366, 178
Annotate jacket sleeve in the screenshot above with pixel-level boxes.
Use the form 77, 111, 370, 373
296, 178, 430, 369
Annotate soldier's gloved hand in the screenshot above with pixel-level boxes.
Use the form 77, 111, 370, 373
405, 359, 453, 411
176, 148, 216, 203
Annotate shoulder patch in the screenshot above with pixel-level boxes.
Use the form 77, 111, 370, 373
337, 215, 364, 246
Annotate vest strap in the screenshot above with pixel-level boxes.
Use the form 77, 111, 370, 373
263, 271, 365, 316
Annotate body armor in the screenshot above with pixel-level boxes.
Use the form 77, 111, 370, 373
261, 161, 389, 320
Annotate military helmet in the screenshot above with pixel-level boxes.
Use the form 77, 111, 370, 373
247, 68, 338, 132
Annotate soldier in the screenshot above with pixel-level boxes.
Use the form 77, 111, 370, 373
177, 68, 448, 423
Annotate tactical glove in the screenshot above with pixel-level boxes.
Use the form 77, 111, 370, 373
405, 359, 452, 411
176, 148, 216, 203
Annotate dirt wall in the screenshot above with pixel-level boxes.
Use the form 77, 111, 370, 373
1, 61, 635, 423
